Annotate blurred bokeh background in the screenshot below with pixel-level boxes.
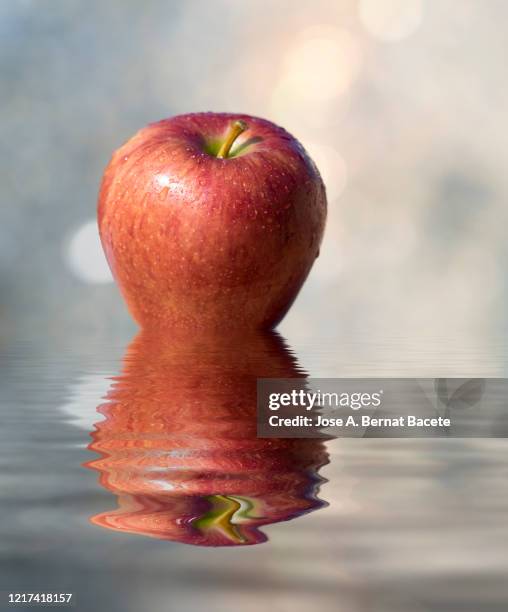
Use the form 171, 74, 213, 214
3, 5, 508, 611
1, 0, 507, 351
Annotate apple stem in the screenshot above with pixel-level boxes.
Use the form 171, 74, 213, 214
217, 120, 248, 159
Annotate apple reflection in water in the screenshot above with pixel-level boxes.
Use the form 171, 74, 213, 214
86, 331, 328, 546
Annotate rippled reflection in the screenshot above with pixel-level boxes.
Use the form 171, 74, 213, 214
86, 331, 328, 546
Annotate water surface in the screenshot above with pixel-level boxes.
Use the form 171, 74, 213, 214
1, 331, 508, 611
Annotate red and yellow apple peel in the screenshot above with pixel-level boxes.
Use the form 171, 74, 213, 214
98, 113, 327, 332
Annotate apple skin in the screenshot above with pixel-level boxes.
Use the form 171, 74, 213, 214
98, 112, 326, 332
86, 330, 329, 546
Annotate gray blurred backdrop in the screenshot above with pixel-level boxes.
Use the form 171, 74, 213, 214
1, 0, 507, 351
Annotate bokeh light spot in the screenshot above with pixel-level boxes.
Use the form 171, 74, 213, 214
65, 220, 113, 284
279, 27, 362, 102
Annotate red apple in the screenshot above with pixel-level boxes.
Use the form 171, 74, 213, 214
86, 330, 329, 546
98, 113, 326, 332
